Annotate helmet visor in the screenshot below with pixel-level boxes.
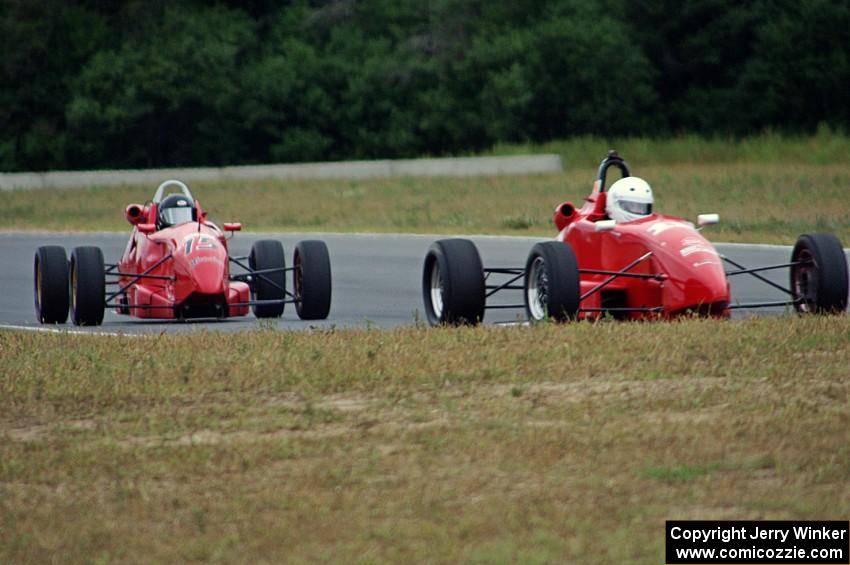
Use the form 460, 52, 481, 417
161, 206, 194, 226
619, 200, 652, 216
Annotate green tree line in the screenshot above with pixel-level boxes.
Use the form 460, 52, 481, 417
2, 0, 848, 171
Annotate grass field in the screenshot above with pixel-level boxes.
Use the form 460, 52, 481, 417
2, 133, 849, 244
487, 126, 850, 169
2, 317, 849, 563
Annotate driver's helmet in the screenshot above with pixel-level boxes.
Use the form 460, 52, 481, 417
606, 177, 654, 223
157, 194, 196, 228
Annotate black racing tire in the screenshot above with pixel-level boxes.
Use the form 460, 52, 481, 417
524, 241, 581, 322
249, 239, 286, 318
790, 233, 848, 314
70, 246, 106, 326
294, 240, 332, 320
34, 246, 69, 324
422, 239, 485, 326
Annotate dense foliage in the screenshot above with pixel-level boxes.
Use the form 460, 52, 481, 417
2, 0, 848, 171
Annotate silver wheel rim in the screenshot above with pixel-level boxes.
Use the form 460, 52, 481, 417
527, 256, 548, 320
429, 260, 444, 320
793, 249, 816, 312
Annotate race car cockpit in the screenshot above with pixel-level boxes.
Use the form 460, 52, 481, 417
153, 180, 198, 230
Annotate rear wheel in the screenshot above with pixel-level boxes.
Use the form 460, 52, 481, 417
422, 239, 485, 326
791, 233, 848, 314
294, 240, 332, 320
70, 246, 106, 326
524, 242, 580, 322
249, 240, 286, 318
34, 246, 69, 324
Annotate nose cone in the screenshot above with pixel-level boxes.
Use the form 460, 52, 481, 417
179, 233, 228, 296
190, 259, 227, 295
634, 219, 730, 315
661, 257, 730, 316
685, 266, 729, 300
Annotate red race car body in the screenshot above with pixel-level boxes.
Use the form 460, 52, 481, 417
116, 180, 249, 319
421, 151, 848, 325
34, 180, 332, 326
552, 172, 729, 319
116, 211, 251, 320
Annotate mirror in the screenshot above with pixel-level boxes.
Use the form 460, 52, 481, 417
223, 222, 242, 232
595, 219, 616, 232
697, 213, 719, 226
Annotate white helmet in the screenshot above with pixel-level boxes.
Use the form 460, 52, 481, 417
606, 177, 654, 223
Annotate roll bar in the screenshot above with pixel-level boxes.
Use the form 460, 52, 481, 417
596, 150, 631, 192
153, 180, 194, 203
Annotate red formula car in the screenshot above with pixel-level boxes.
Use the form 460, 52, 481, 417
34, 180, 332, 325
422, 151, 848, 324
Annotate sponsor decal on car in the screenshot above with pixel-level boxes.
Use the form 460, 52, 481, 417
646, 221, 687, 236
679, 237, 719, 258
190, 256, 224, 267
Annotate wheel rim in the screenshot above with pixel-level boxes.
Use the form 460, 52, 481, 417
527, 256, 548, 320
792, 249, 817, 312
294, 251, 303, 302
429, 260, 444, 320
70, 259, 77, 313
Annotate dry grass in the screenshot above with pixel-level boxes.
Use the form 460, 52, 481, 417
2, 316, 849, 563
2, 162, 849, 244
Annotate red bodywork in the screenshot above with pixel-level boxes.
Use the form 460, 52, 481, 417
117, 200, 250, 319
553, 178, 730, 319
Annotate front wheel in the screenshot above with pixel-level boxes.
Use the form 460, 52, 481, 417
34, 246, 70, 324
422, 239, 485, 326
70, 246, 106, 326
791, 233, 848, 314
294, 240, 332, 320
524, 241, 580, 322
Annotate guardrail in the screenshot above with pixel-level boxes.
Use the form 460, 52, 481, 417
0, 154, 562, 190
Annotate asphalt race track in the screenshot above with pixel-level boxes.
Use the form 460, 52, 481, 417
1, 232, 848, 334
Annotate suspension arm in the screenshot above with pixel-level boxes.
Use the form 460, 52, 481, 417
721, 256, 797, 297
105, 253, 173, 303
580, 251, 654, 302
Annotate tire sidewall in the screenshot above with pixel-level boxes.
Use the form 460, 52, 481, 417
421, 239, 485, 326
34, 246, 70, 324
791, 233, 848, 313
524, 241, 580, 322
294, 240, 332, 320
70, 246, 105, 326
422, 247, 447, 325
249, 239, 286, 318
